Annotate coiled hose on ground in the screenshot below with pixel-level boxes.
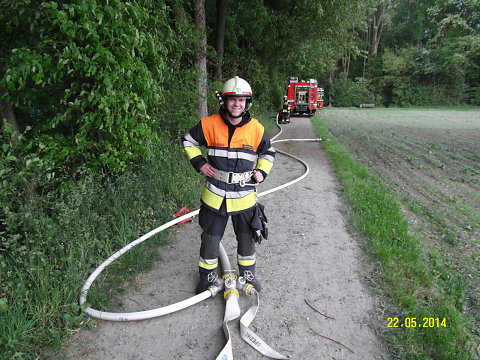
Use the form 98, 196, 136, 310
79, 119, 322, 358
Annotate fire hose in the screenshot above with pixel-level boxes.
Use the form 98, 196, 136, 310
79, 120, 323, 359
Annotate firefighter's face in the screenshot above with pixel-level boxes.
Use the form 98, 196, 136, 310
226, 97, 247, 118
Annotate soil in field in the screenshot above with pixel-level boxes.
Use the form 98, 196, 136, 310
320, 108, 480, 332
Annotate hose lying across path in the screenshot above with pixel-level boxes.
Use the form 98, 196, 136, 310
79, 120, 322, 359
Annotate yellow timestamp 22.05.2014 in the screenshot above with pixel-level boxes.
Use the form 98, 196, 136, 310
387, 317, 447, 328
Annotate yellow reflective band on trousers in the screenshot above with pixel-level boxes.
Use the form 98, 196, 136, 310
238, 258, 256, 267
199, 260, 218, 270
256, 158, 273, 174
184, 146, 203, 160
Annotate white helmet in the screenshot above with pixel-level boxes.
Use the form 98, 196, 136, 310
222, 76, 252, 97
221, 76, 253, 114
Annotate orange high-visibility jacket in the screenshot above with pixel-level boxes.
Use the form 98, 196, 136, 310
182, 112, 275, 214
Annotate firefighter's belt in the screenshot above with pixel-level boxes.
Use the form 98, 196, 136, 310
214, 170, 253, 187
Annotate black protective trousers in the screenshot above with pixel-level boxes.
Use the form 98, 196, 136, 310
198, 204, 256, 276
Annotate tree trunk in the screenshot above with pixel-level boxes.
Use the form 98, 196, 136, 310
1, 87, 36, 198
191, 0, 208, 118
341, 51, 351, 79
0, 87, 21, 147
364, 12, 371, 67
214, 0, 227, 82
369, 5, 387, 56
328, 72, 333, 107
168, 1, 188, 27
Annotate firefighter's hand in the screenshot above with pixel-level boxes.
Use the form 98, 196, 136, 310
252, 170, 264, 183
200, 163, 216, 177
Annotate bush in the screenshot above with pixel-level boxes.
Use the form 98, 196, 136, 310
400, 85, 446, 106
332, 76, 375, 107
0, 141, 203, 359
468, 86, 480, 105
395, 84, 469, 106
0, 1, 199, 175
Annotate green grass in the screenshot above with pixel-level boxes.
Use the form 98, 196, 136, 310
0, 141, 203, 360
311, 115, 476, 360
255, 108, 277, 135
0, 111, 275, 360
394, 105, 480, 110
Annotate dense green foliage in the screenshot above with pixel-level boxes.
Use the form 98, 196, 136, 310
0, 1, 201, 358
330, 76, 376, 107
1, 1, 198, 175
366, 0, 480, 107
1, 0, 479, 359
0, 141, 203, 359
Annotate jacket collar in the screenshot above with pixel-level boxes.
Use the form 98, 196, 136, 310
219, 108, 251, 128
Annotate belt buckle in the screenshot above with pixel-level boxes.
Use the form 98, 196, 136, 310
227, 172, 234, 184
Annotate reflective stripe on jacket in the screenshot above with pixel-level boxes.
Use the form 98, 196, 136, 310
182, 112, 275, 215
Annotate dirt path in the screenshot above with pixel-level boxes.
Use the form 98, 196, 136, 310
62, 117, 389, 360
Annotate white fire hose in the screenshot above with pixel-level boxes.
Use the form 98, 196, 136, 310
79, 120, 322, 359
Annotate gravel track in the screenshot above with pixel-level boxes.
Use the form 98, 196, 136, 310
60, 117, 388, 360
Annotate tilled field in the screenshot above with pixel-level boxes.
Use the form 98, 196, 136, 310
320, 108, 480, 327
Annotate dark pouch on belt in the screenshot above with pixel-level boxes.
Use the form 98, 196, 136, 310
251, 203, 268, 244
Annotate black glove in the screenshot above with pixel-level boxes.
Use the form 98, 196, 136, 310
251, 203, 268, 244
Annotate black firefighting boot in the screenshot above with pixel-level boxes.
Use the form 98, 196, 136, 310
195, 269, 219, 294
239, 265, 262, 292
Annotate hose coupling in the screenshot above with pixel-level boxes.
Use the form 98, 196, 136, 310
237, 276, 256, 296
223, 270, 239, 299
207, 278, 223, 298
222, 269, 237, 281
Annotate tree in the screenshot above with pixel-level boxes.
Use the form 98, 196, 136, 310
376, 0, 480, 104
0, 1, 201, 176
217, 0, 378, 106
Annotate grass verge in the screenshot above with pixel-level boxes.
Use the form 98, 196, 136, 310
0, 141, 202, 360
311, 115, 476, 360
0, 111, 275, 360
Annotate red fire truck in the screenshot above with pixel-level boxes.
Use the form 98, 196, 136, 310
285, 77, 324, 116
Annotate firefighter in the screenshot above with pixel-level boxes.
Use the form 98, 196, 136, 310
182, 76, 275, 294
281, 96, 291, 124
